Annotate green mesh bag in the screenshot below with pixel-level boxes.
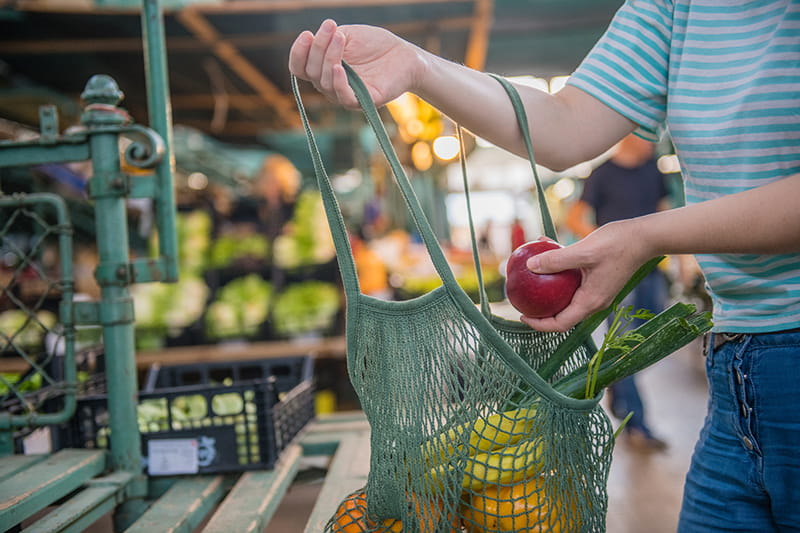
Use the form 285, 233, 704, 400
293, 65, 614, 533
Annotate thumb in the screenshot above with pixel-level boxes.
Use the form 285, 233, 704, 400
526, 247, 576, 274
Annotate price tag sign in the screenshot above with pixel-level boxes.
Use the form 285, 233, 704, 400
147, 438, 199, 476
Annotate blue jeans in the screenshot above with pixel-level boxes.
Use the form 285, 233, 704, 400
678, 329, 800, 532
608, 270, 666, 434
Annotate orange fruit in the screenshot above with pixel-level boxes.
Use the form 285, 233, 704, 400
331, 491, 403, 533
410, 493, 461, 533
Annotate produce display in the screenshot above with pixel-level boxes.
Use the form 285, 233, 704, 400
205, 274, 272, 340
130, 274, 209, 348
271, 280, 341, 337
175, 210, 213, 274
125, 189, 344, 347
209, 233, 269, 269
504, 238, 581, 318
0, 309, 57, 351
272, 189, 336, 270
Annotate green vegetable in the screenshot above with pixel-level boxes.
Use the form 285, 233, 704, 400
553, 303, 713, 399
272, 190, 335, 269
205, 274, 272, 339
0, 309, 57, 351
271, 281, 341, 337
537, 256, 665, 381
209, 233, 269, 268
584, 305, 654, 399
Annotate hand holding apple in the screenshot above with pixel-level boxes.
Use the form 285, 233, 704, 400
505, 237, 581, 318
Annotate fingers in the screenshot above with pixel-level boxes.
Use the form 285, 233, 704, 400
288, 30, 314, 78
520, 287, 606, 332
304, 19, 338, 88
289, 19, 359, 108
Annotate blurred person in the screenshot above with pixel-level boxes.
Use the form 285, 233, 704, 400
251, 153, 301, 240
566, 134, 670, 451
510, 216, 526, 252
289, 4, 800, 530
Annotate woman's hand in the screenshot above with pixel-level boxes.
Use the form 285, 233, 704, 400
289, 19, 425, 109
520, 220, 654, 332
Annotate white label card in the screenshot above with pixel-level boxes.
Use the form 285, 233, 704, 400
147, 438, 199, 475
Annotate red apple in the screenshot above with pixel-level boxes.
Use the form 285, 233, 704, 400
505, 238, 581, 318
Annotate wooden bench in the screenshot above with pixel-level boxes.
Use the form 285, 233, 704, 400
0, 411, 371, 532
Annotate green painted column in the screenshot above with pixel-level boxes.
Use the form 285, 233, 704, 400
142, 0, 179, 283
80, 75, 148, 529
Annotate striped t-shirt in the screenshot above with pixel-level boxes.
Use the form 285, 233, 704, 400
568, 0, 800, 333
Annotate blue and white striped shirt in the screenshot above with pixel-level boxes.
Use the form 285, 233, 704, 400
568, 0, 800, 333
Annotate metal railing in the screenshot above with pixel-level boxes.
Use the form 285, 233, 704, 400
0, 0, 178, 528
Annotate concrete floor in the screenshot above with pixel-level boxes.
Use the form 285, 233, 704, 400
268, 338, 710, 533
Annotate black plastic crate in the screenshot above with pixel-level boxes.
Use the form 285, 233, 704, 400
145, 356, 310, 393
68, 356, 315, 474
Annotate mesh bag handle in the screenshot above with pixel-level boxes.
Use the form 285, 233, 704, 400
489, 74, 558, 240
459, 74, 557, 317
291, 72, 467, 298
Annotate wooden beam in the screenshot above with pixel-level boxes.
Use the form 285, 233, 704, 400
1, 0, 472, 14
0, 16, 474, 56
465, 0, 493, 70
175, 7, 301, 128
193, 0, 472, 14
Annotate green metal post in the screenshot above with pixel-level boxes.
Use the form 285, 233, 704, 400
141, 0, 179, 283
80, 76, 148, 529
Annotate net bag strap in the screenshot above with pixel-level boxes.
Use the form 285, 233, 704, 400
291, 75, 360, 300
456, 127, 492, 317
488, 73, 558, 240
292, 65, 467, 298
459, 75, 557, 316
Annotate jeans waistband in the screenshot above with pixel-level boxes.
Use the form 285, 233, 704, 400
704, 326, 800, 354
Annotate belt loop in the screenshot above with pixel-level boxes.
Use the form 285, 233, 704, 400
703, 331, 713, 358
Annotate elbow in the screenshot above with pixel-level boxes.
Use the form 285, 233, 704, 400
536, 152, 585, 173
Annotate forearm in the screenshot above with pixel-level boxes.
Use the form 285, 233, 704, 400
632, 173, 800, 258
413, 52, 635, 170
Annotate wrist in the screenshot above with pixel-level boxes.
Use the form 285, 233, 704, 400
410, 47, 442, 98
618, 216, 662, 265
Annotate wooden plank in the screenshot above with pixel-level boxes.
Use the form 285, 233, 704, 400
0, 454, 47, 483
311, 411, 369, 426
301, 412, 371, 456
303, 432, 371, 533
135, 336, 346, 370
202, 444, 302, 533
24, 471, 134, 533
0, 336, 347, 373
125, 476, 226, 533
0, 449, 107, 531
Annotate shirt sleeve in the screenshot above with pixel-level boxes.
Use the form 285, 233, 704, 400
567, 0, 674, 140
